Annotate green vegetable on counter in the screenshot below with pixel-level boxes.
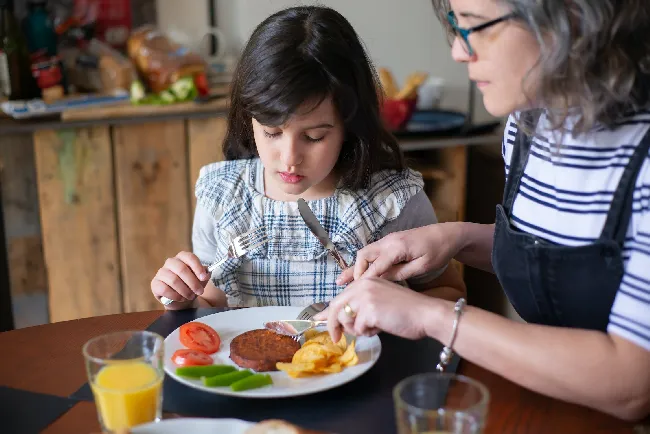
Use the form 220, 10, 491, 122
159, 90, 176, 104
130, 80, 146, 104
176, 364, 236, 378
170, 76, 198, 101
202, 369, 253, 387
230, 373, 273, 392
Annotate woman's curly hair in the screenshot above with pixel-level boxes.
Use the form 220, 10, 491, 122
433, 0, 650, 134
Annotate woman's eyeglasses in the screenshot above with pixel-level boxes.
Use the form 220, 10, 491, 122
447, 11, 516, 56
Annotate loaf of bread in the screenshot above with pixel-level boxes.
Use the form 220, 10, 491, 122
127, 25, 207, 93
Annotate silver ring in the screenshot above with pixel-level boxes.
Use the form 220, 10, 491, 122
160, 296, 174, 306
344, 303, 356, 318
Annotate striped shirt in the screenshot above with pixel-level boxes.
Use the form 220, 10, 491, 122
502, 111, 650, 351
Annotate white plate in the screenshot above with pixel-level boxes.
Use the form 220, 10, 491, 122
163, 306, 382, 398
132, 418, 253, 433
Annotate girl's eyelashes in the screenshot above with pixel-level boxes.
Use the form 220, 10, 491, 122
305, 135, 325, 143
263, 130, 326, 143
263, 130, 281, 139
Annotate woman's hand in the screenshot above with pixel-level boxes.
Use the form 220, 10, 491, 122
314, 277, 438, 343
151, 251, 210, 309
337, 224, 463, 285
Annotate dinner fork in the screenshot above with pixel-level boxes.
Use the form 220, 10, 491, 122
159, 226, 270, 306
296, 301, 329, 320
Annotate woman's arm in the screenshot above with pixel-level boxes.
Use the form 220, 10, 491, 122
427, 299, 650, 421
451, 222, 496, 273
321, 279, 650, 422
338, 221, 497, 284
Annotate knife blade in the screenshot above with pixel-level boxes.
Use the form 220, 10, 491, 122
297, 198, 349, 270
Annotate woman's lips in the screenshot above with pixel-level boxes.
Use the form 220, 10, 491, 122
279, 172, 305, 184
475, 81, 490, 89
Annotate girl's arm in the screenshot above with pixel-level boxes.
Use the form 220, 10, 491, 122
194, 281, 228, 307
188, 203, 229, 308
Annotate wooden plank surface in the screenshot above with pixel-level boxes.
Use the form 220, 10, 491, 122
0, 134, 47, 296
188, 117, 227, 210
33, 128, 122, 322
425, 145, 468, 223
7, 236, 47, 295
113, 121, 191, 313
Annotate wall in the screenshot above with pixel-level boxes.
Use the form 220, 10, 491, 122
156, 0, 496, 124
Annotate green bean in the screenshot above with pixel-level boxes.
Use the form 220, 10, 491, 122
202, 369, 253, 387
230, 373, 273, 391
176, 365, 236, 378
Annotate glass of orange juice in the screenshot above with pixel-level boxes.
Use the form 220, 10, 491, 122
83, 331, 164, 433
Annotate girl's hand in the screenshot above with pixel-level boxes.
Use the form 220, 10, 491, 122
151, 251, 210, 309
336, 224, 462, 285
314, 277, 438, 344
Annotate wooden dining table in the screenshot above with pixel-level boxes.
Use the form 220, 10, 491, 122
0, 310, 643, 434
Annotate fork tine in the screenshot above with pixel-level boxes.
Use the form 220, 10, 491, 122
240, 235, 270, 252
239, 231, 269, 248
238, 225, 266, 242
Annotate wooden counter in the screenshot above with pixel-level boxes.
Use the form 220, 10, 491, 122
0, 98, 501, 325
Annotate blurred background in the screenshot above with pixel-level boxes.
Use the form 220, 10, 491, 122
0, 0, 516, 331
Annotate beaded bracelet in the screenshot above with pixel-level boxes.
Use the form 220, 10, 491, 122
436, 298, 467, 372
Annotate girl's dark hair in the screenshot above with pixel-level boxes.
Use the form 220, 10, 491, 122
223, 6, 405, 189
432, 0, 650, 134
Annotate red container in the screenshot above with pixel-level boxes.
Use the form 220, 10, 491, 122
77, 0, 132, 49
381, 97, 417, 131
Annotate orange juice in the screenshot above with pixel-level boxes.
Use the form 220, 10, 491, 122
91, 361, 163, 431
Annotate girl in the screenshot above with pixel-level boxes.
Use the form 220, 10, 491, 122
150, 6, 466, 309
320, 0, 650, 422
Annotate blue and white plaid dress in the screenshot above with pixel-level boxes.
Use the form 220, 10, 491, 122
195, 158, 424, 307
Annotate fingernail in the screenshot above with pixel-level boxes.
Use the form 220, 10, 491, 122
200, 273, 208, 280
196, 288, 204, 296
335, 277, 342, 285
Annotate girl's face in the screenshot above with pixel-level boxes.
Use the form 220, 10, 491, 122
253, 96, 345, 201
448, 0, 541, 116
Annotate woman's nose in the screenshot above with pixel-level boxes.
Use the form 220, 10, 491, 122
451, 37, 473, 63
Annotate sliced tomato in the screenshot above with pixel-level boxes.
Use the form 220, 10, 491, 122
171, 349, 213, 366
179, 322, 221, 354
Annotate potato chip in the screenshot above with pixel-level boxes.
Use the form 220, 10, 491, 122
303, 331, 332, 345
303, 329, 320, 341
317, 363, 342, 374
338, 340, 358, 366
276, 362, 316, 373
335, 334, 347, 352
276, 330, 358, 377
293, 345, 330, 367
321, 342, 344, 357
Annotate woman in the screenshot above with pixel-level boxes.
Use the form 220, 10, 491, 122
317, 0, 650, 421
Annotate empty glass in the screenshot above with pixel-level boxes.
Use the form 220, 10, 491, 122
394, 373, 490, 434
